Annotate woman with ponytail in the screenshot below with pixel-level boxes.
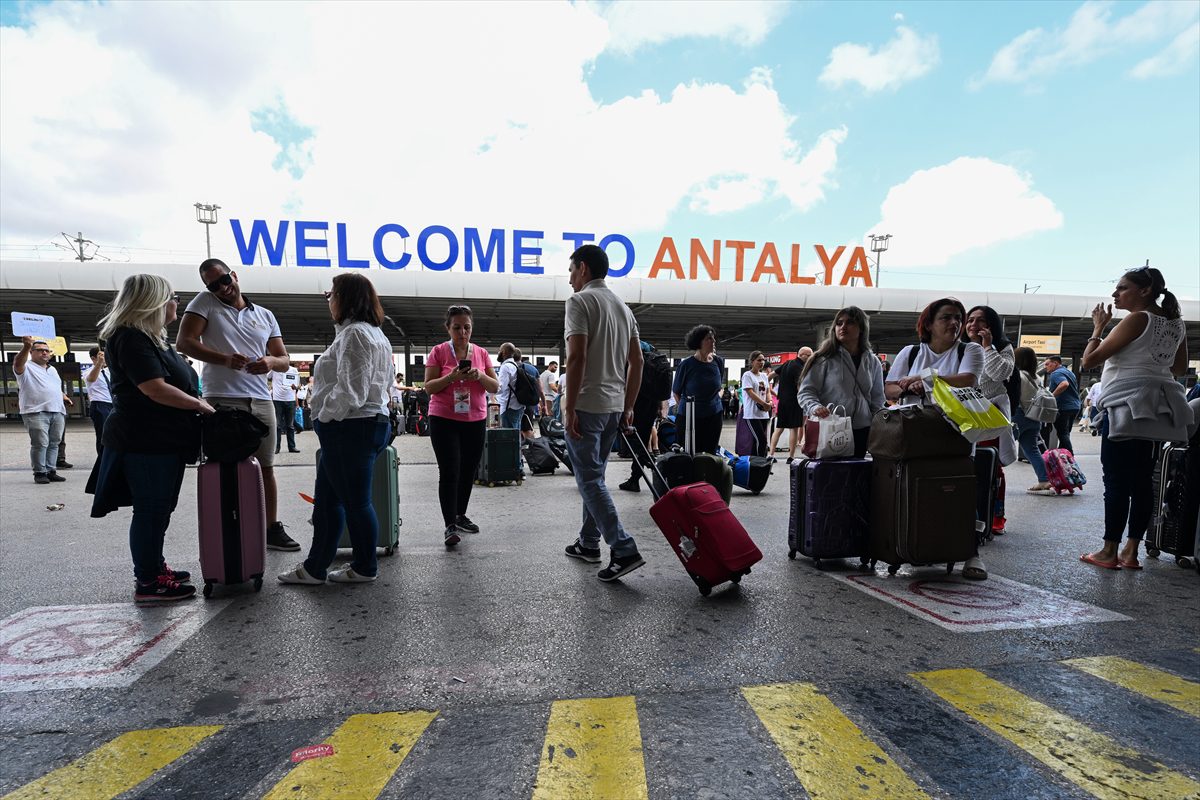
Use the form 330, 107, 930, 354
1079, 266, 1190, 571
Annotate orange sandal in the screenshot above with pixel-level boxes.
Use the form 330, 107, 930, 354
1117, 558, 1143, 570
1080, 553, 1121, 570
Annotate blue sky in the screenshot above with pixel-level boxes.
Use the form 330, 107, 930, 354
1, 1, 1197, 299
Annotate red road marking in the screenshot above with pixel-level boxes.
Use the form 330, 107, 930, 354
907, 579, 1021, 610
291, 744, 335, 763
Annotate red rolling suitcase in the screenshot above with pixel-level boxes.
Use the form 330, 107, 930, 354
625, 432, 762, 596
197, 458, 267, 597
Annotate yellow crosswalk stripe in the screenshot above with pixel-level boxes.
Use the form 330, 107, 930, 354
913, 668, 1200, 800
741, 682, 929, 799
1064, 656, 1200, 718
263, 710, 436, 800
3, 725, 220, 800
532, 696, 648, 800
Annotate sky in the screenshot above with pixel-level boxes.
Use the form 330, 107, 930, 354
1, 0, 1197, 299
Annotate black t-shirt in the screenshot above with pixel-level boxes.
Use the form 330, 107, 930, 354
102, 327, 202, 455
776, 358, 804, 409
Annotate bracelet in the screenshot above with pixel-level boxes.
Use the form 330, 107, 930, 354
1086, 336, 1103, 344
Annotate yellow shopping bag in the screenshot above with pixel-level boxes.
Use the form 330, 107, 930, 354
929, 373, 1012, 444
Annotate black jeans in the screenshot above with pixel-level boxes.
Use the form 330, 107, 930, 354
274, 400, 297, 452
674, 410, 724, 456
1100, 428, 1156, 543
746, 418, 770, 457
1052, 408, 1079, 454
627, 407, 657, 480
429, 415, 486, 527
89, 401, 113, 454
852, 427, 869, 459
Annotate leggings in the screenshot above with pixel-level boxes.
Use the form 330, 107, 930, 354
429, 415, 486, 527
1100, 428, 1156, 543
745, 417, 769, 458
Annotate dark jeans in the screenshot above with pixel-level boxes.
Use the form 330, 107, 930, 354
89, 401, 113, 455
124, 451, 187, 583
1100, 428, 1156, 544
626, 406, 657, 480
274, 400, 297, 452
852, 427, 869, 459
1053, 408, 1079, 454
674, 410, 724, 457
428, 415, 486, 527
305, 415, 389, 578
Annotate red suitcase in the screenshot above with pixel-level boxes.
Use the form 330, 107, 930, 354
197, 458, 267, 596
625, 433, 762, 596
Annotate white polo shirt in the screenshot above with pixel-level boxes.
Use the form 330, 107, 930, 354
17, 362, 66, 415
184, 291, 282, 400
85, 365, 112, 404
271, 368, 299, 401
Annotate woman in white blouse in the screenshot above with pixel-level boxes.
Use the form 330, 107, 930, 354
279, 274, 394, 586
963, 305, 1016, 533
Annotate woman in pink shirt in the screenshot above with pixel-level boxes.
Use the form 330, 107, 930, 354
423, 305, 500, 547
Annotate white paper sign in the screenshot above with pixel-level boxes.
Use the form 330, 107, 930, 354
11, 312, 56, 339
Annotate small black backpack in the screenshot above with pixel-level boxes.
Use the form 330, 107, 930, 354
202, 408, 269, 462
511, 362, 541, 407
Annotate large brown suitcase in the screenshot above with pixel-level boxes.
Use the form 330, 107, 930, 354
867, 405, 971, 461
869, 457, 977, 574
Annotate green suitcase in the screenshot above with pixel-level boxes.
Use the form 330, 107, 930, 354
315, 445, 402, 556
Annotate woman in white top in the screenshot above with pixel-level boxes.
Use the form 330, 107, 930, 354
741, 350, 773, 457
279, 274, 394, 586
963, 305, 1017, 532
1079, 266, 1189, 571
885, 297, 989, 581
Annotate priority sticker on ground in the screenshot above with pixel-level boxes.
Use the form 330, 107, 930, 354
0, 602, 229, 692
825, 572, 1131, 632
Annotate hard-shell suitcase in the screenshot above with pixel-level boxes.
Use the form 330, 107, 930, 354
626, 432, 762, 597
522, 438, 558, 475
1147, 443, 1194, 566
547, 436, 573, 475
197, 458, 267, 597
316, 445, 401, 557
1042, 447, 1086, 494
869, 457, 977, 574
974, 445, 1000, 543
788, 457, 871, 568
476, 427, 522, 486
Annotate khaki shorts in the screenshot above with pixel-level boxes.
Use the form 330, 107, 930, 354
207, 397, 276, 468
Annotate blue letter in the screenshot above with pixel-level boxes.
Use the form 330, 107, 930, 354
464, 228, 505, 272
513, 229, 544, 275
373, 224, 411, 270
600, 233, 635, 278
295, 221, 331, 267
418, 225, 459, 271
230, 219, 289, 266
561, 231, 594, 253
336, 223, 369, 269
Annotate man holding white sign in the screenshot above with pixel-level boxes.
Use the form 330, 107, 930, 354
15, 336, 73, 484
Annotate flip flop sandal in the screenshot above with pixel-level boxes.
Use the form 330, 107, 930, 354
1080, 553, 1121, 570
1117, 558, 1143, 570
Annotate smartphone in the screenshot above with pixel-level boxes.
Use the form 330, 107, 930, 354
458, 359, 471, 372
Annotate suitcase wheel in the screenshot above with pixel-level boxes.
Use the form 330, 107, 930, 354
946, 563, 954, 576
788, 549, 797, 560
488, 481, 495, 487
253, 576, 263, 592
1146, 547, 1161, 558
383, 545, 396, 557
690, 574, 712, 597
751, 489, 762, 495
887, 564, 899, 576
730, 573, 742, 584
812, 558, 824, 571
858, 559, 872, 572
1176, 556, 1193, 569
202, 581, 214, 598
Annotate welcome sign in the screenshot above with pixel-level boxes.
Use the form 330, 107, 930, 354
229, 219, 877, 287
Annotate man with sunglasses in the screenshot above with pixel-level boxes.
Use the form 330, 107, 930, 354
15, 336, 74, 484
177, 258, 300, 551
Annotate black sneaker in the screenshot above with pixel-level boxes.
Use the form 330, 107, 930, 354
597, 550, 645, 582
46, 471, 66, 483
161, 562, 191, 583
618, 478, 641, 493
135, 575, 196, 604
288, 449, 301, 453
267, 522, 301, 552
56, 460, 73, 469
455, 515, 480, 533
33, 473, 50, 485
564, 541, 601, 563
444, 525, 461, 547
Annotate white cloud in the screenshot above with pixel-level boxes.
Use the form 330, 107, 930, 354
0, 1, 843, 274
1132, 22, 1200, 78
866, 157, 1064, 267
976, 0, 1199, 87
594, 0, 789, 55
819, 25, 939, 93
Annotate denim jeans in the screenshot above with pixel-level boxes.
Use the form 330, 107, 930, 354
501, 407, 525, 430
428, 415, 486, 527
565, 410, 637, 557
124, 451, 187, 583
89, 401, 113, 455
22, 411, 65, 474
1053, 408, 1079, 454
1012, 407, 1049, 482
305, 415, 389, 579
1100, 427, 1156, 544
274, 400, 297, 452
551, 394, 562, 421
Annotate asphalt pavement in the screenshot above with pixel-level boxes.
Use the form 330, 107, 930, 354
0, 419, 1197, 799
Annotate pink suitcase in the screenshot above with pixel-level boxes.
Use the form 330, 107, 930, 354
1043, 448, 1087, 495
625, 433, 762, 596
197, 458, 267, 596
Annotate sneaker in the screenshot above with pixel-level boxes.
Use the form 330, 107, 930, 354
46, 471, 66, 483
56, 460, 73, 469
564, 541, 601, 563
33, 473, 50, 485
267, 522, 301, 551
328, 566, 376, 583
288, 449, 301, 453
618, 478, 641, 493
134, 575, 196, 604
278, 564, 325, 585
444, 525, 461, 547
598, 550, 646, 582
455, 515, 480, 533
161, 562, 191, 583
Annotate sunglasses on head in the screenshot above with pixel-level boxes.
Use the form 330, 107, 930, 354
206, 273, 234, 293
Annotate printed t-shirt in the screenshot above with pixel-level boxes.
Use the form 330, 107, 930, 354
741, 371, 770, 419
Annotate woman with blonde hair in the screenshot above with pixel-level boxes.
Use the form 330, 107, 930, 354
88, 273, 214, 604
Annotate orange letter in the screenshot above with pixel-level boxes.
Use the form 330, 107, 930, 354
725, 240, 755, 282
814, 244, 845, 285
839, 246, 873, 287
689, 238, 721, 281
750, 242, 786, 283
789, 243, 815, 284
648, 237, 684, 280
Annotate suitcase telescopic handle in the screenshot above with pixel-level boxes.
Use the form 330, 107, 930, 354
621, 428, 667, 503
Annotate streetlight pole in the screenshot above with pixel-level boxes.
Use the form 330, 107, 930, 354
194, 203, 221, 259
869, 233, 891, 287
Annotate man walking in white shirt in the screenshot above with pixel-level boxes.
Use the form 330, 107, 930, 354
84, 345, 113, 455
15, 336, 73, 484
496, 342, 527, 430
271, 365, 301, 454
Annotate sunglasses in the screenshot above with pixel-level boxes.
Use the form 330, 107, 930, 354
447, 305, 472, 316
323, 290, 333, 303
170, 293, 180, 304
32, 348, 51, 354
206, 273, 234, 293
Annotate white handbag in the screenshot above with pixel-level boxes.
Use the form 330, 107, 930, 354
802, 405, 854, 459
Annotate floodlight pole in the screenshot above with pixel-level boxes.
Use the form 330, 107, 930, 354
194, 203, 221, 259
869, 234, 891, 287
